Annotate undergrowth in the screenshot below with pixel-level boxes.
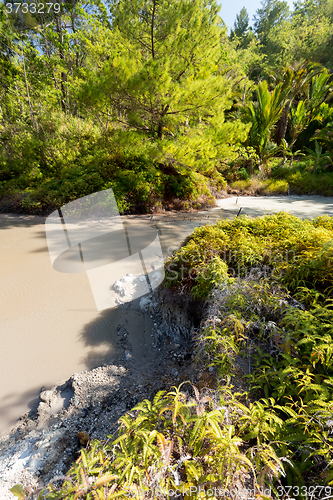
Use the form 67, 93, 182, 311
196, 280, 333, 494
0, 124, 225, 214
165, 212, 333, 300
229, 161, 333, 196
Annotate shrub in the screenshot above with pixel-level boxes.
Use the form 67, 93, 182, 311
230, 177, 289, 195
229, 160, 333, 196
35, 383, 284, 499
0, 117, 227, 213
165, 212, 333, 299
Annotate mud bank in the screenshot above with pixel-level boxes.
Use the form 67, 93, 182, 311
0, 208, 230, 436
0, 288, 206, 499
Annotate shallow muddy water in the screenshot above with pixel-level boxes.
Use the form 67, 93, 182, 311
1, 195, 333, 435
0, 209, 225, 435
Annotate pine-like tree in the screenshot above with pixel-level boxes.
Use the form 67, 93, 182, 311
230, 7, 249, 40
253, 0, 290, 45
99, 0, 227, 139
79, 0, 249, 170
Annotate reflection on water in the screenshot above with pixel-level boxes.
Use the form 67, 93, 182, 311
46, 190, 164, 311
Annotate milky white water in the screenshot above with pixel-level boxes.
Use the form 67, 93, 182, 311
1, 195, 333, 435
215, 194, 333, 218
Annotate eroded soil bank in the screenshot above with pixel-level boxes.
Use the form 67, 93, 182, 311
0, 289, 212, 498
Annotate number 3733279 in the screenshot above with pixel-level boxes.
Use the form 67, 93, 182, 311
277, 485, 333, 498
5, 2, 60, 14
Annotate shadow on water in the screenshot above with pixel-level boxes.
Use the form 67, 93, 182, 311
0, 214, 46, 231
0, 384, 76, 436
75, 249, 161, 371
76, 291, 156, 372
0, 387, 41, 436
77, 305, 123, 371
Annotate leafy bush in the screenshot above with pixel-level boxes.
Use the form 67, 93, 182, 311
165, 212, 333, 492
287, 171, 333, 196
165, 212, 333, 299
196, 279, 333, 492
229, 160, 333, 196
218, 147, 258, 183
31, 383, 284, 500
0, 114, 228, 213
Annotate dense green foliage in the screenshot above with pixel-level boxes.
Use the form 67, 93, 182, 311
38, 385, 283, 499
165, 212, 333, 299
1, 120, 226, 213
0, 0, 248, 213
197, 280, 333, 493
2, 0, 333, 211
229, 0, 333, 75
164, 213, 333, 494
233, 163, 333, 197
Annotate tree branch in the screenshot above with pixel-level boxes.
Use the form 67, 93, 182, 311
151, 0, 156, 58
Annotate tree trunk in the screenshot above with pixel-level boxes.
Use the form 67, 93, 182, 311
151, 0, 156, 58
61, 72, 68, 112
21, 45, 36, 131
248, 158, 253, 175
157, 104, 169, 139
55, 15, 67, 112
274, 102, 290, 144
41, 17, 61, 108
157, 122, 163, 139
258, 157, 263, 174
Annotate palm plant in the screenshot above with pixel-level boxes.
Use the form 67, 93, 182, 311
240, 80, 289, 175
273, 60, 323, 146
288, 100, 309, 151
278, 138, 303, 168
306, 72, 333, 121
288, 72, 333, 152
304, 140, 332, 171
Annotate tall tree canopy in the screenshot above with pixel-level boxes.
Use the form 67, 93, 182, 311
78, 0, 248, 169
84, 0, 228, 137
253, 0, 290, 45
230, 7, 249, 39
